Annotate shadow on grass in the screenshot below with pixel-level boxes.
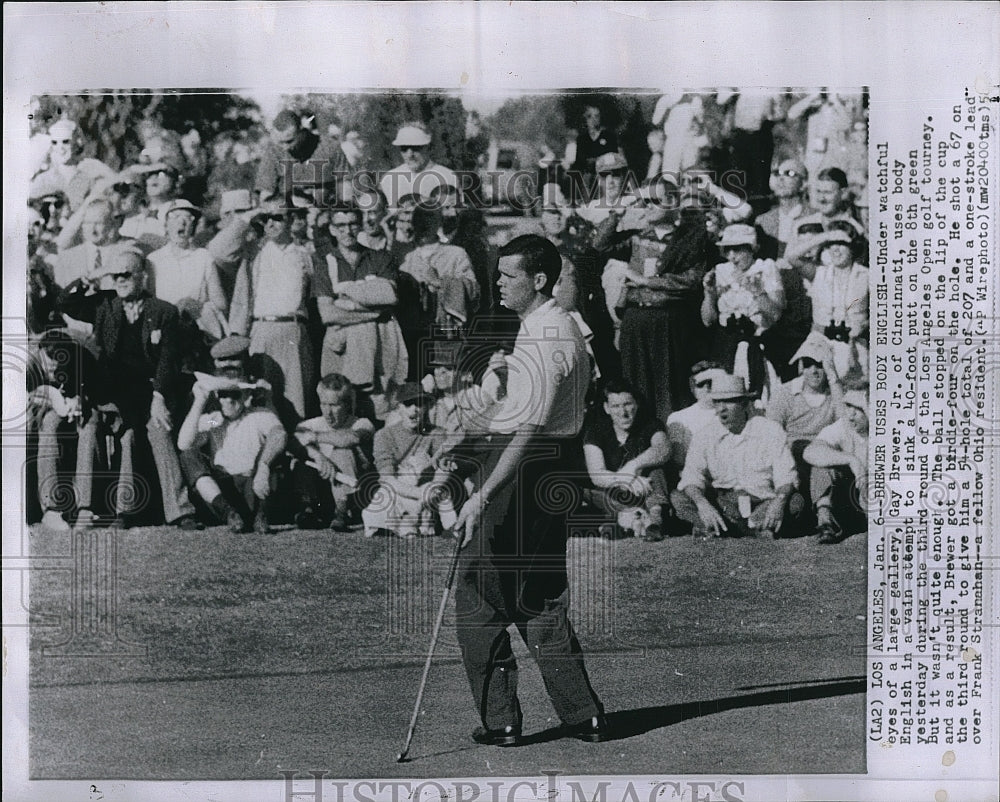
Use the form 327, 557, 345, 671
516, 676, 867, 746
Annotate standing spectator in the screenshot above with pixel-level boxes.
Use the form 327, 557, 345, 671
755, 158, 812, 258
118, 159, 183, 252
804, 388, 869, 544
90, 249, 198, 528
785, 167, 868, 279
673, 374, 804, 539
228, 202, 314, 419
701, 224, 785, 397
255, 109, 351, 206
807, 229, 870, 377
652, 92, 708, 180
379, 124, 458, 207
355, 189, 392, 252
569, 103, 620, 204
787, 90, 865, 181
583, 379, 672, 541
147, 200, 223, 315
312, 206, 408, 414
178, 376, 286, 533
617, 184, 711, 422
576, 153, 635, 225
29, 119, 116, 213
291, 373, 374, 531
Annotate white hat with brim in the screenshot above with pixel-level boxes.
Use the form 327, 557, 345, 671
163, 199, 202, 219
718, 224, 758, 249
709, 374, 755, 401
220, 189, 254, 216
595, 152, 629, 174
392, 126, 432, 147
789, 333, 833, 365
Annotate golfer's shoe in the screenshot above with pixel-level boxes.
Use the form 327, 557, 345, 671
294, 508, 327, 530
471, 724, 524, 747
563, 715, 612, 743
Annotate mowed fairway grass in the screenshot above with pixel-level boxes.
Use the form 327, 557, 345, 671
28, 522, 868, 779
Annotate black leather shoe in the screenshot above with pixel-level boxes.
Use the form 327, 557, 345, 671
563, 715, 612, 743
471, 725, 523, 747
171, 514, 204, 531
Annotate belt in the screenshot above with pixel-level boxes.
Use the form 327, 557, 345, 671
252, 314, 306, 323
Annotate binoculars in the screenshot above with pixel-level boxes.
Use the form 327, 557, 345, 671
824, 320, 851, 342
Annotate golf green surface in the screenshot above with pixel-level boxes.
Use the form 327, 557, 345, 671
28, 523, 867, 779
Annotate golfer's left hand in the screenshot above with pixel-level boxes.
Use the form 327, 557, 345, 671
454, 491, 484, 549
149, 393, 173, 431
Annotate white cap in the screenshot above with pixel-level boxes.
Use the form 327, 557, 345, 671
392, 125, 432, 147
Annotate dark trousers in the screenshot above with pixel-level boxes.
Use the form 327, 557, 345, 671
180, 448, 259, 522
455, 437, 603, 730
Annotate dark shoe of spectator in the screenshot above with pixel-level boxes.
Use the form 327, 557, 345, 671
329, 510, 351, 532
74, 509, 97, 530
471, 724, 524, 747
295, 507, 327, 530
253, 507, 270, 535
171, 514, 204, 531
816, 507, 845, 544
641, 505, 665, 542
111, 514, 136, 530
562, 715, 613, 743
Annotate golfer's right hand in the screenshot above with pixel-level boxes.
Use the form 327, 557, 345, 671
696, 501, 728, 537
454, 491, 484, 548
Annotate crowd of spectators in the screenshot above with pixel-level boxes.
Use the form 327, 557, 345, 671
25, 91, 870, 545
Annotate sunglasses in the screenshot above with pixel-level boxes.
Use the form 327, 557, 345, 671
261, 213, 285, 222
799, 357, 823, 368
50, 139, 73, 145
216, 390, 246, 400
771, 169, 801, 178
400, 146, 426, 153
111, 271, 139, 280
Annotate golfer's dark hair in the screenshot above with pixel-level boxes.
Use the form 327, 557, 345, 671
498, 234, 561, 296
318, 372, 355, 410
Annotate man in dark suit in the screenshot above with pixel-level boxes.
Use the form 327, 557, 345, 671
91, 246, 198, 527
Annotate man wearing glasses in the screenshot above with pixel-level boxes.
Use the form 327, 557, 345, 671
378, 123, 458, 208
312, 206, 407, 418
756, 158, 812, 258
89, 247, 198, 528
29, 119, 116, 213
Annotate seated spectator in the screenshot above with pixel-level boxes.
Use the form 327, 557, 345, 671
290, 373, 375, 531
29, 330, 103, 531
89, 248, 198, 528
804, 388, 869, 544
766, 334, 843, 495
361, 383, 454, 539
399, 205, 480, 339
148, 199, 229, 340
808, 229, 870, 377
312, 205, 408, 416
178, 374, 287, 533
666, 360, 728, 480
582, 380, 673, 541
673, 374, 805, 539
701, 224, 785, 398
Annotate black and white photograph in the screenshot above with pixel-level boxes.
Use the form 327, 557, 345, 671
4, 3, 997, 802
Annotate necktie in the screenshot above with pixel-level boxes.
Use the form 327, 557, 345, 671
91, 247, 102, 280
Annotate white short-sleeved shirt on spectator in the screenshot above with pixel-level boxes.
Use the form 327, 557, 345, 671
813, 418, 868, 464
196, 408, 283, 477
379, 163, 458, 207
147, 244, 213, 306
297, 415, 374, 463
679, 415, 798, 500
489, 298, 588, 437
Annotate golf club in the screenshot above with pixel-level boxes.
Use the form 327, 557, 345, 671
396, 534, 464, 763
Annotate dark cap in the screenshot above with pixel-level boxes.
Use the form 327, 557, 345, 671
395, 382, 427, 405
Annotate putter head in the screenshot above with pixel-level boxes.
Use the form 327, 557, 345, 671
396, 752, 408, 763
